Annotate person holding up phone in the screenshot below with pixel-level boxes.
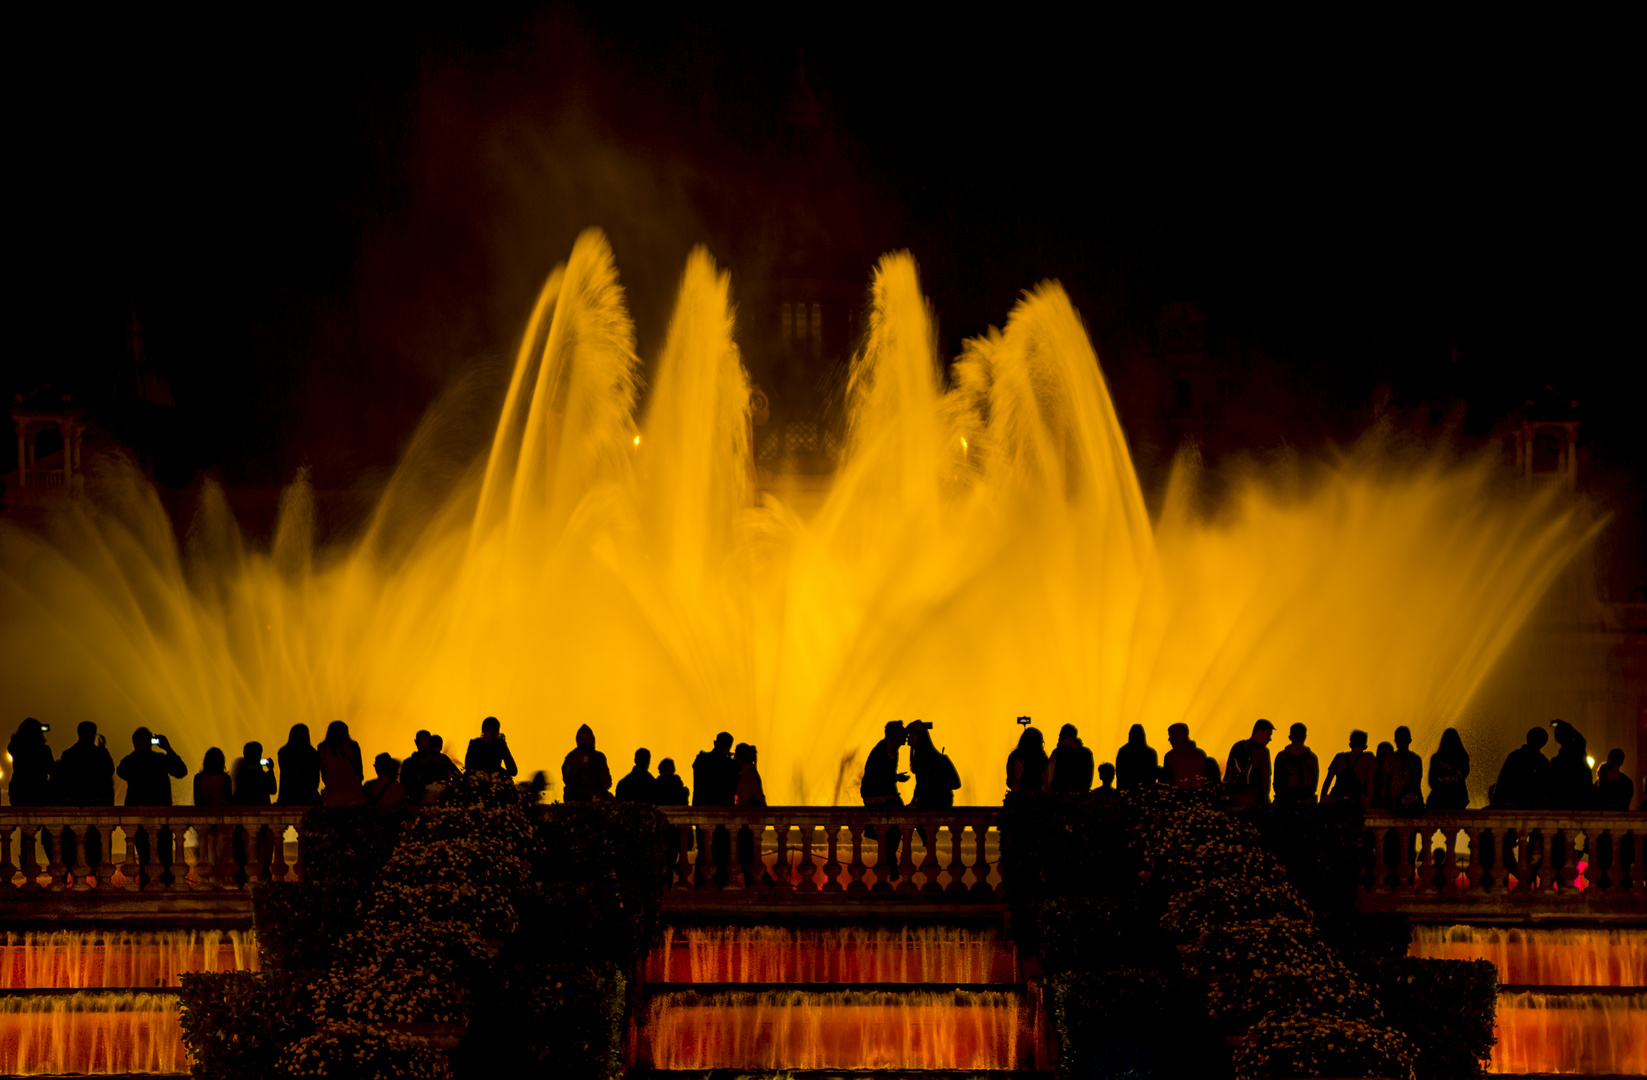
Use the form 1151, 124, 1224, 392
117, 727, 189, 885
465, 716, 518, 779
232, 742, 277, 806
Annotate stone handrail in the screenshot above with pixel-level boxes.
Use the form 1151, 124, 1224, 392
656, 806, 1003, 896
0, 808, 309, 893
1359, 811, 1647, 909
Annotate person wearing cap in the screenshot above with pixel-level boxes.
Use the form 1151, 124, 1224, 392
1224, 719, 1275, 814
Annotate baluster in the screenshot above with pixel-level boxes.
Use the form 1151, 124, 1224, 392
219, 820, 241, 890
846, 823, 867, 891
973, 821, 995, 894
896, 816, 919, 893
674, 824, 692, 890
1369, 825, 1390, 893
1440, 826, 1461, 896
269, 821, 292, 884
1592, 828, 1614, 894
44, 819, 68, 890
944, 823, 968, 893
772, 820, 791, 891
1393, 826, 1414, 893
1467, 828, 1490, 894
1510, 826, 1530, 893
288, 818, 305, 883
795, 821, 817, 892
18, 821, 42, 891
1553, 829, 1576, 892
68, 824, 93, 892
822, 823, 843, 892
0, 824, 16, 890
120, 822, 141, 890
1628, 828, 1646, 895
918, 820, 942, 892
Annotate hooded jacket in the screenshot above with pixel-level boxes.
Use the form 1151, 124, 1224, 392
561, 724, 611, 801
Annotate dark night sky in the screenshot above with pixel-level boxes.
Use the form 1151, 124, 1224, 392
6, 8, 1640, 589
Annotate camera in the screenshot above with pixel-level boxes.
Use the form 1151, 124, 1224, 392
1015, 715, 1033, 726
151, 736, 161, 746
261, 758, 271, 767
39, 724, 49, 732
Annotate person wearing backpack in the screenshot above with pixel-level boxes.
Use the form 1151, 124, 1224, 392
1224, 719, 1275, 814
1272, 722, 1320, 805
908, 721, 961, 809
1321, 729, 1375, 810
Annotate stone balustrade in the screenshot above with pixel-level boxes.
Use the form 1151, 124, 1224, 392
656, 808, 1003, 903
0, 808, 308, 893
1358, 811, 1647, 916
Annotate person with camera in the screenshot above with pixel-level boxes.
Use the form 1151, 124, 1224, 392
118, 727, 188, 884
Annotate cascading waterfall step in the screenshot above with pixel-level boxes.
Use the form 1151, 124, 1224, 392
628, 1072, 1056, 1079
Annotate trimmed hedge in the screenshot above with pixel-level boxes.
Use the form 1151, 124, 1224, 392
1050, 968, 1215, 1080
1374, 958, 1498, 1080
177, 970, 308, 1080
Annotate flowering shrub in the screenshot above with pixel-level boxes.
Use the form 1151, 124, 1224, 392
1206, 953, 1383, 1029
1179, 917, 1318, 982
178, 970, 307, 1080
311, 919, 489, 1025
1233, 1011, 1415, 1080
1159, 877, 1314, 946
278, 1021, 452, 1080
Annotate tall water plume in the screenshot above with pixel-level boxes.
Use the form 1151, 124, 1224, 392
0, 231, 1596, 802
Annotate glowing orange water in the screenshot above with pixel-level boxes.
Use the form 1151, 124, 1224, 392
0, 993, 184, 1075
1, 929, 258, 990
0, 231, 1594, 802
645, 924, 1017, 984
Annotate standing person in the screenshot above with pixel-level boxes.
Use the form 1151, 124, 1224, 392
1427, 728, 1471, 810
1389, 727, 1425, 815
194, 748, 232, 876
1595, 750, 1635, 811
1045, 723, 1094, 793
276, 724, 321, 806
1490, 727, 1551, 809
654, 758, 689, 805
909, 721, 962, 809
1548, 720, 1595, 810
862, 720, 909, 883
1224, 719, 1275, 814
1369, 742, 1396, 810
55, 721, 115, 882
118, 728, 188, 883
420, 734, 459, 800
365, 754, 406, 808
401, 730, 432, 805
1161, 723, 1210, 789
232, 743, 277, 806
561, 724, 612, 801
1320, 730, 1374, 809
464, 716, 518, 779
1097, 762, 1116, 790
692, 732, 738, 881
733, 743, 767, 882
1005, 726, 1047, 798
318, 721, 365, 807
7, 718, 54, 806
615, 748, 658, 802
1273, 723, 1320, 806
1114, 724, 1158, 791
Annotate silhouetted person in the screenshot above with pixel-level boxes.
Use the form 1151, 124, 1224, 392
233, 742, 276, 805
1005, 727, 1047, 798
561, 724, 611, 802
55, 721, 114, 806
1273, 722, 1320, 805
1321, 729, 1374, 809
118, 727, 187, 883
1097, 762, 1116, 790
692, 732, 738, 880
7, 718, 54, 807
734, 743, 766, 807
1491, 727, 1550, 809
1224, 719, 1275, 813
1427, 727, 1470, 810
1596, 750, 1635, 811
401, 730, 433, 805
654, 758, 689, 805
615, 748, 658, 802
1045, 723, 1094, 793
365, 753, 406, 807
1114, 724, 1157, 791
1370, 741, 1395, 810
909, 721, 962, 808
419, 734, 459, 800
1161, 723, 1211, 789
1548, 720, 1594, 810
318, 721, 365, 807
465, 716, 518, 779
194, 748, 231, 806
1389, 726, 1424, 814
862, 721, 908, 882
276, 724, 321, 806
55, 721, 115, 880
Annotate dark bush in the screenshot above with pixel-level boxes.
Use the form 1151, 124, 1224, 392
1258, 802, 1367, 921
1050, 967, 1219, 1080
1374, 957, 1498, 1079
1037, 896, 1161, 974
459, 961, 626, 1079
998, 791, 1137, 952
177, 970, 309, 1080
298, 805, 413, 891
252, 880, 366, 973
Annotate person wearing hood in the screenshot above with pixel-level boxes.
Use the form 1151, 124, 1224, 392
654, 758, 689, 805
1162, 723, 1210, 789
561, 724, 611, 801
1045, 723, 1094, 793
1548, 720, 1595, 810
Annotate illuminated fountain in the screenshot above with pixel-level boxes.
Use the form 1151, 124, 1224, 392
0, 230, 1594, 803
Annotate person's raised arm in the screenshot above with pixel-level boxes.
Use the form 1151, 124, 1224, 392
501, 739, 517, 778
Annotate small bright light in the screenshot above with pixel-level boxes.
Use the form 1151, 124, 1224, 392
633, 435, 641, 446
960, 438, 968, 449
1587, 755, 1596, 769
